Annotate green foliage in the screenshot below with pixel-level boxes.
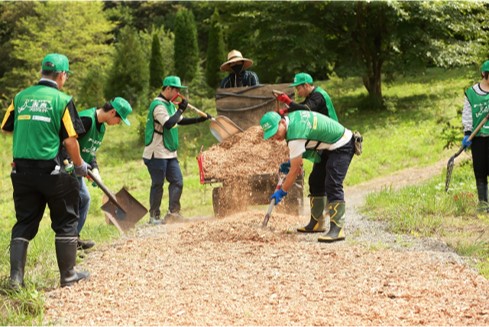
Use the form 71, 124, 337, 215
174, 7, 199, 83
2, 1, 113, 104
205, 9, 226, 89
149, 33, 165, 90
105, 26, 149, 112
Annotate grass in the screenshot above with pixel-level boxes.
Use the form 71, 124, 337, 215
364, 159, 489, 278
1, 66, 487, 324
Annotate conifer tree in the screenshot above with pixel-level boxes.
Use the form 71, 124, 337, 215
149, 33, 165, 90
105, 26, 149, 111
174, 7, 199, 83
205, 9, 226, 89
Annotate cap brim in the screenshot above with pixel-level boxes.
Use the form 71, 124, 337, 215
220, 58, 253, 72
289, 81, 303, 87
263, 125, 279, 140
122, 117, 131, 126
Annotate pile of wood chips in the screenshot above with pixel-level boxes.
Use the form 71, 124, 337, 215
200, 126, 289, 181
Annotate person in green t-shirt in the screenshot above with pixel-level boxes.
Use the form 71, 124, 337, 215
461, 60, 489, 212
74, 97, 132, 250
1, 53, 89, 288
143, 76, 211, 225
276, 72, 340, 233
260, 110, 355, 243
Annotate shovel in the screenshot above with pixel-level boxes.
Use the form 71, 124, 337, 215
187, 103, 243, 142
262, 173, 285, 227
87, 170, 148, 233
445, 112, 489, 192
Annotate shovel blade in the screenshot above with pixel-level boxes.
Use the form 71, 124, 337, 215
101, 187, 148, 232
209, 115, 243, 142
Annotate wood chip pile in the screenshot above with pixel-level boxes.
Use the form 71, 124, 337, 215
200, 126, 289, 181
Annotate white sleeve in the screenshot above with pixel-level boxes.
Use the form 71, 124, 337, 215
154, 105, 170, 125
462, 96, 473, 133
288, 140, 307, 159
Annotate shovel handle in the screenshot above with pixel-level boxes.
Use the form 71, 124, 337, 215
187, 103, 211, 119
262, 199, 275, 227
87, 170, 126, 213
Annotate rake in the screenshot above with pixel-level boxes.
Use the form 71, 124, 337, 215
445, 113, 489, 192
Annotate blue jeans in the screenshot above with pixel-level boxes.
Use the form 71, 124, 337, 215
77, 177, 91, 234
144, 157, 183, 218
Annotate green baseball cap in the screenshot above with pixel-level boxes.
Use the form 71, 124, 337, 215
41, 53, 71, 73
260, 111, 282, 140
290, 72, 313, 87
162, 75, 187, 89
481, 60, 489, 73
110, 97, 133, 126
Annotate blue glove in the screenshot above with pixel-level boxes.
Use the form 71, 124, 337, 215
462, 135, 472, 148
279, 161, 290, 174
270, 188, 287, 205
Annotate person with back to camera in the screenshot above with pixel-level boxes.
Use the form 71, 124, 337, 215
1, 53, 90, 288
143, 75, 212, 225
275, 72, 340, 234
462, 60, 489, 212
220, 50, 260, 88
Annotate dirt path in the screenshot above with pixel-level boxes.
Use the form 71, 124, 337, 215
43, 157, 489, 326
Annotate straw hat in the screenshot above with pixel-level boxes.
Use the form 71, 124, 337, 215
220, 50, 253, 72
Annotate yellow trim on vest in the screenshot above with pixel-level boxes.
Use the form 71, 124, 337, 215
1, 102, 14, 129
62, 108, 77, 138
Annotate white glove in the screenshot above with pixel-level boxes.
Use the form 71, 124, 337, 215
74, 161, 90, 177
91, 168, 102, 183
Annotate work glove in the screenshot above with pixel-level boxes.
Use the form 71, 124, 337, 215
178, 98, 188, 111
279, 161, 291, 174
277, 93, 292, 106
206, 113, 213, 120
270, 188, 287, 205
462, 135, 472, 148
278, 107, 288, 116
89, 168, 102, 187
74, 161, 91, 177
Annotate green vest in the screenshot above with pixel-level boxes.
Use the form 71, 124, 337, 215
144, 97, 179, 151
78, 108, 105, 163
466, 86, 489, 136
314, 86, 338, 122
287, 111, 345, 162
12, 84, 71, 160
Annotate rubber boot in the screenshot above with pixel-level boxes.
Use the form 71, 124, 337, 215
77, 235, 95, 250
297, 196, 327, 233
318, 201, 346, 243
476, 180, 488, 212
55, 236, 90, 287
9, 238, 29, 290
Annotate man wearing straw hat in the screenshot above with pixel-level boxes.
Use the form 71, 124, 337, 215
220, 50, 260, 88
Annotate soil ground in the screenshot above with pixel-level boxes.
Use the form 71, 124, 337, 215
43, 157, 489, 326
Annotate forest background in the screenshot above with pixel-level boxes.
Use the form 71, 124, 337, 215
0, 1, 488, 145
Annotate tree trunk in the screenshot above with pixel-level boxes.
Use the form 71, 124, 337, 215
362, 59, 384, 108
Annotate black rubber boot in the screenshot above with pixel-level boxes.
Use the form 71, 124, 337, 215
297, 196, 327, 233
77, 236, 95, 250
318, 201, 346, 243
476, 180, 488, 212
55, 236, 90, 287
9, 238, 29, 290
